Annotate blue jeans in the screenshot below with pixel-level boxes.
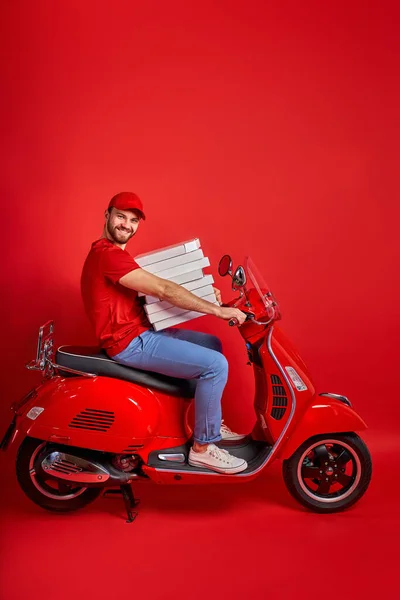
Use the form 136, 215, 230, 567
112, 328, 228, 444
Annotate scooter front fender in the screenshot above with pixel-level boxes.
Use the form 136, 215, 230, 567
279, 399, 368, 460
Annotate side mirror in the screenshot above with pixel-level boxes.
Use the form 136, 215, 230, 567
232, 266, 246, 290
218, 255, 233, 277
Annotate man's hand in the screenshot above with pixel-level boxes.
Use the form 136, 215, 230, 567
213, 286, 222, 305
217, 306, 247, 326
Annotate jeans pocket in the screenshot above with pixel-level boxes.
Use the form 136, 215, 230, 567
129, 335, 144, 355
136, 334, 144, 353
115, 335, 143, 362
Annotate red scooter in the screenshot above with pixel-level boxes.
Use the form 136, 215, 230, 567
1, 256, 372, 522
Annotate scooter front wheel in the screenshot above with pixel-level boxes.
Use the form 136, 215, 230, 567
16, 437, 101, 513
282, 433, 372, 513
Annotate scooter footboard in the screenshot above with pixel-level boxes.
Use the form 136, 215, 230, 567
278, 400, 368, 460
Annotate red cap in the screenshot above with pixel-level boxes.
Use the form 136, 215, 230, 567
108, 192, 146, 220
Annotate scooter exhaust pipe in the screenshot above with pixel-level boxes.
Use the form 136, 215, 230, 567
39, 450, 135, 487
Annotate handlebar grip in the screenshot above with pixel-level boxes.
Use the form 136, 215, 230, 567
228, 318, 239, 327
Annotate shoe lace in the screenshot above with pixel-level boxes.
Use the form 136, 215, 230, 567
209, 444, 232, 463
220, 419, 232, 434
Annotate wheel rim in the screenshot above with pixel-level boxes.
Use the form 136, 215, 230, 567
29, 443, 88, 501
297, 439, 362, 504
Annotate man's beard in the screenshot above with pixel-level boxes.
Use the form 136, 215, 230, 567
107, 221, 135, 244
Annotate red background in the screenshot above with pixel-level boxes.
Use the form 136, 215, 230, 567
1, 1, 399, 599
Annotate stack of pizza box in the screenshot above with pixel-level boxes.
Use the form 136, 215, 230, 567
135, 239, 218, 331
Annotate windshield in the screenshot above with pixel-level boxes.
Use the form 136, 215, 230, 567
245, 256, 276, 318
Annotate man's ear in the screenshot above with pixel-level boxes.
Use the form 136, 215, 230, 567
105, 209, 110, 220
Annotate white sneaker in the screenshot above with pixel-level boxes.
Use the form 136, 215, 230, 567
188, 444, 248, 474
220, 419, 247, 441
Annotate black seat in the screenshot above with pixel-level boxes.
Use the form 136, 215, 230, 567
56, 346, 196, 399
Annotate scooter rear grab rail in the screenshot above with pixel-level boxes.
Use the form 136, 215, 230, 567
26, 320, 96, 378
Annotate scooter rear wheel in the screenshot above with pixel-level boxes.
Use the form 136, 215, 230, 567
282, 433, 372, 513
16, 437, 101, 513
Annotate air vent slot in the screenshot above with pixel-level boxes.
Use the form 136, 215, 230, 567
69, 408, 115, 432
271, 407, 286, 420
270, 375, 288, 421
272, 385, 286, 396
122, 444, 144, 454
51, 459, 82, 475
272, 396, 287, 407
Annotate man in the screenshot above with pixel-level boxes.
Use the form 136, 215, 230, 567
81, 192, 248, 474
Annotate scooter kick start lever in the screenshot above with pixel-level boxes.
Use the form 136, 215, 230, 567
228, 313, 255, 327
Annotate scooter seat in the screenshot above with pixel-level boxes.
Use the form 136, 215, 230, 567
56, 346, 196, 399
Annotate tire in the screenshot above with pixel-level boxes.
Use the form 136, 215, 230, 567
16, 437, 101, 513
282, 433, 372, 513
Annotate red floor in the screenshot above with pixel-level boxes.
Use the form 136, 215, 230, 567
0, 429, 397, 600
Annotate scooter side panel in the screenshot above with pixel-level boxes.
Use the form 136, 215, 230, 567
278, 400, 368, 460
15, 375, 190, 454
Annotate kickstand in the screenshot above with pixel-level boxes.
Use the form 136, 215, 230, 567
120, 483, 140, 523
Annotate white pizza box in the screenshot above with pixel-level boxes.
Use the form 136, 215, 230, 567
153, 311, 206, 331
144, 284, 215, 315
153, 257, 210, 281
142, 249, 204, 275
176, 273, 214, 291
143, 274, 215, 304
147, 293, 216, 323
152, 304, 219, 332
138, 269, 206, 297
135, 238, 201, 267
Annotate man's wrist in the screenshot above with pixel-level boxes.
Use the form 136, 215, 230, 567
212, 305, 222, 318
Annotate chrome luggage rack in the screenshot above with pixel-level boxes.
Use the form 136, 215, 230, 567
26, 320, 95, 378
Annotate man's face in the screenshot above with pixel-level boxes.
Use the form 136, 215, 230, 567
105, 207, 141, 245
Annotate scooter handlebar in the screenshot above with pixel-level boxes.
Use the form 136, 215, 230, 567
228, 313, 255, 327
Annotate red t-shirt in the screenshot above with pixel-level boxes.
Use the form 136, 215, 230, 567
81, 238, 151, 356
